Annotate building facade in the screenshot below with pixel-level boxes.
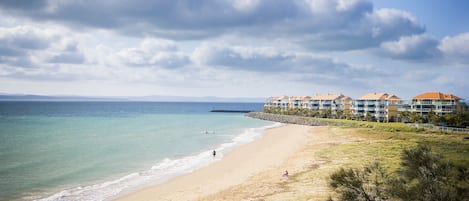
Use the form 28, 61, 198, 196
309, 93, 352, 116
352, 93, 400, 122
264, 91, 465, 122
264, 93, 352, 116
410, 92, 463, 116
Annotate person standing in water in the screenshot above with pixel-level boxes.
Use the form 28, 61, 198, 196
213, 150, 216, 158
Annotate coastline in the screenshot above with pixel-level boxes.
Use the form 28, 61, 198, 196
37, 118, 277, 201
114, 124, 356, 201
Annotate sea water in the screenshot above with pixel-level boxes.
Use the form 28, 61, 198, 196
0, 102, 277, 201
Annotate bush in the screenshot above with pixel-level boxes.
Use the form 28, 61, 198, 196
329, 162, 390, 201
389, 144, 469, 201
328, 145, 469, 201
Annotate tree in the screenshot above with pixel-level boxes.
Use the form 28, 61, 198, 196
321, 109, 332, 118
399, 111, 410, 123
273, 106, 282, 114
442, 113, 469, 128
344, 110, 352, 120
329, 162, 391, 201
311, 110, 320, 118
365, 112, 376, 122
336, 110, 344, 119
328, 145, 469, 201
426, 110, 439, 124
300, 108, 310, 117
409, 112, 423, 123
389, 144, 469, 201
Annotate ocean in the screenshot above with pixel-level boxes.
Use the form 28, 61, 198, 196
0, 102, 277, 201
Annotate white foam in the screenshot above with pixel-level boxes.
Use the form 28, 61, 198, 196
36, 122, 283, 201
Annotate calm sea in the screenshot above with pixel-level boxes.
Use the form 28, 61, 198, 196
0, 102, 276, 201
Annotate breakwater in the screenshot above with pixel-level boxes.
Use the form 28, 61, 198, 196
246, 112, 328, 126
210, 110, 252, 113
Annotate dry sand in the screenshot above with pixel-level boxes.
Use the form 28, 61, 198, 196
114, 124, 356, 201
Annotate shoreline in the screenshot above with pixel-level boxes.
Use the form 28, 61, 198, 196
114, 124, 355, 201
37, 120, 280, 201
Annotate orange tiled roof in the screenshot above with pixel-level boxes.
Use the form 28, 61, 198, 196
413, 92, 461, 100
291, 96, 309, 100
340, 96, 353, 101
310, 93, 345, 100
358, 93, 400, 100
301, 96, 311, 101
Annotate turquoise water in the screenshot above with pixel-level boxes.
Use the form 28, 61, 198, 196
0, 102, 275, 201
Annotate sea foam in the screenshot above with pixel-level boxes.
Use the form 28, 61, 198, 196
37, 122, 282, 201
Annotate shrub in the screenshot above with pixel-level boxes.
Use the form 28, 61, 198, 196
328, 145, 469, 201
329, 162, 390, 201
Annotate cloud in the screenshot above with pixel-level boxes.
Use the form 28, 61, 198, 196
0, 0, 48, 11
48, 52, 85, 64
191, 43, 387, 83
439, 32, 469, 64
116, 38, 189, 68
0, 0, 425, 51
380, 35, 441, 60
0, 26, 55, 67
192, 44, 293, 71
0, 26, 88, 67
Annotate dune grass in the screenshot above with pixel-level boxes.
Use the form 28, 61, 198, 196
285, 125, 469, 200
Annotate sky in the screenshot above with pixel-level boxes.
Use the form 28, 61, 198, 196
0, 0, 468, 100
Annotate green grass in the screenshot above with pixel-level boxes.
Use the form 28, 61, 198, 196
316, 118, 424, 132
316, 125, 469, 174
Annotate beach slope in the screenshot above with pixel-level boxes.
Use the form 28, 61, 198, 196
115, 124, 351, 201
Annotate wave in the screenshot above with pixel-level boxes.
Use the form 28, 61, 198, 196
37, 122, 283, 201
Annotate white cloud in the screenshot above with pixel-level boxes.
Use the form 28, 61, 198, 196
192, 44, 293, 71
439, 32, 469, 64
0, 1, 467, 99
116, 38, 189, 68
0, 25, 88, 68
380, 34, 441, 60
0, 0, 425, 51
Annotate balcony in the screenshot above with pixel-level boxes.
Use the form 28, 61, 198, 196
412, 108, 432, 112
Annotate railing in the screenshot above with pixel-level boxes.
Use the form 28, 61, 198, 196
412, 108, 432, 112
407, 123, 469, 133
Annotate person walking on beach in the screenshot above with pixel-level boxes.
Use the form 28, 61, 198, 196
212, 150, 216, 158
283, 170, 289, 178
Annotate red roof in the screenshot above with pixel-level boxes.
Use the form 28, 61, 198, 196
413, 92, 461, 100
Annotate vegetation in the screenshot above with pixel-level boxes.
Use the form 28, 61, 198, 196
246, 113, 469, 200
263, 106, 469, 128
328, 145, 469, 201
328, 162, 390, 201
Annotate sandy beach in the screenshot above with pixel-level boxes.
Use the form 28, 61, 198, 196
115, 124, 356, 201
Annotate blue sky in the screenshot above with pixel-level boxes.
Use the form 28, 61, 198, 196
0, 0, 468, 100
372, 0, 469, 37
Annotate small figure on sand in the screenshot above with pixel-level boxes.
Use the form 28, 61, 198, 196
283, 170, 289, 178
213, 150, 216, 157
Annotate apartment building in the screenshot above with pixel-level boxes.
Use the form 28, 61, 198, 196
290, 96, 311, 109
265, 91, 466, 122
309, 93, 352, 115
264, 94, 352, 114
264, 96, 291, 111
410, 92, 463, 115
352, 93, 400, 122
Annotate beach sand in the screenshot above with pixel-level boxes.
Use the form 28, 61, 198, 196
115, 124, 356, 201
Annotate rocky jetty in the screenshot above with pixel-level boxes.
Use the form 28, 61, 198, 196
246, 112, 328, 126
